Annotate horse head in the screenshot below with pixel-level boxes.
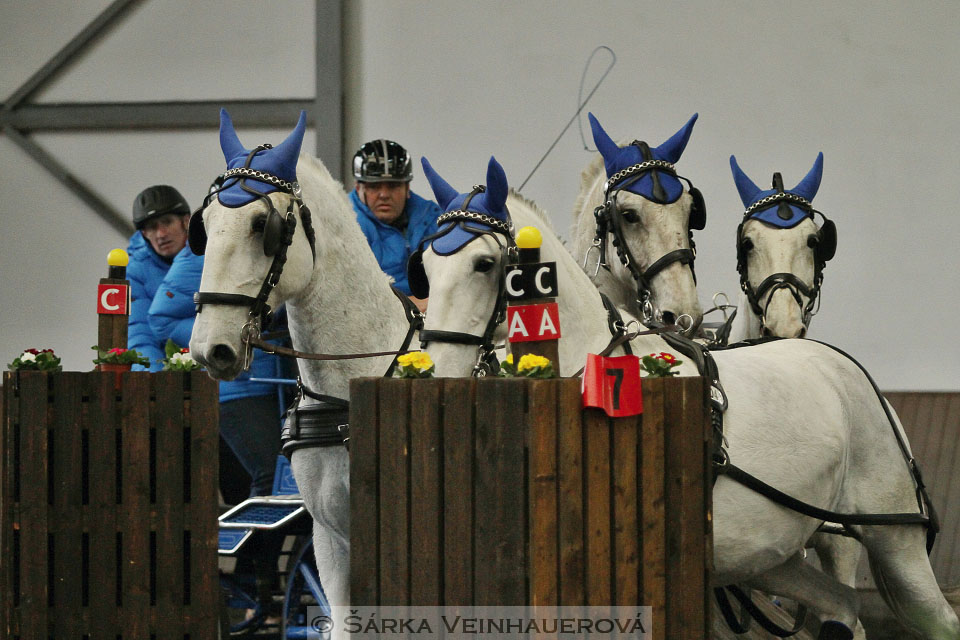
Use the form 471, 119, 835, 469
587, 113, 704, 331
190, 109, 317, 380
413, 155, 514, 377
731, 152, 836, 338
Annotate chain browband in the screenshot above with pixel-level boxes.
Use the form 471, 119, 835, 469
437, 209, 513, 234
603, 159, 677, 194
743, 191, 812, 218
223, 166, 297, 192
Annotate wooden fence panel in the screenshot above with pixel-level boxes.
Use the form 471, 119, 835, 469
349, 376, 711, 639
0, 370, 219, 639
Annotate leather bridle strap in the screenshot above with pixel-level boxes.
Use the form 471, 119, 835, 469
418, 330, 484, 345
246, 334, 413, 362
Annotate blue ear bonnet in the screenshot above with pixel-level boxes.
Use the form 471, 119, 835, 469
731, 153, 824, 229
421, 156, 512, 256
217, 108, 306, 207
588, 112, 698, 203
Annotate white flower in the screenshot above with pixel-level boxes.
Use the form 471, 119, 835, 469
20, 352, 36, 363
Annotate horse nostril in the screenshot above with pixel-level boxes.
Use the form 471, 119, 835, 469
661, 311, 677, 325
209, 344, 237, 368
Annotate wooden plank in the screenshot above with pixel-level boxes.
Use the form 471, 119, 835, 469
583, 406, 612, 606
474, 379, 526, 605
936, 394, 960, 585
17, 372, 49, 639
528, 379, 559, 607
640, 378, 666, 634
350, 377, 380, 606
557, 380, 584, 606
153, 372, 185, 638
672, 378, 707, 637
442, 378, 474, 606
379, 379, 410, 604
409, 380, 442, 605
1, 374, 18, 638
51, 373, 85, 639
120, 372, 151, 638
611, 412, 639, 606
86, 372, 118, 637
186, 371, 219, 636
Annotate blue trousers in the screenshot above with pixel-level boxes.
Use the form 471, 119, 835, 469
219, 394, 282, 498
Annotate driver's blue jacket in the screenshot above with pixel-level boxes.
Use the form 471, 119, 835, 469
349, 189, 442, 295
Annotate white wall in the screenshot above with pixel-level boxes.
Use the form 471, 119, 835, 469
2, 0, 958, 390
344, 0, 960, 390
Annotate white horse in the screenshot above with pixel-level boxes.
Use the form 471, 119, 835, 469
418, 157, 958, 640
569, 113, 704, 330
189, 111, 415, 638
727, 153, 837, 342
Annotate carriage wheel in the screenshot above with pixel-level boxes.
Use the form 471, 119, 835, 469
281, 535, 331, 639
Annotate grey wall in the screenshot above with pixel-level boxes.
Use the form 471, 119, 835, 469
2, 0, 958, 390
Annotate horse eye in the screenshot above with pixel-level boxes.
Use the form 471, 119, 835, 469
251, 215, 266, 233
740, 238, 754, 252
621, 209, 640, 224
807, 234, 819, 248
474, 257, 496, 273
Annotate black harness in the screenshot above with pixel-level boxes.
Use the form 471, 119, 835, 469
736, 172, 837, 334
408, 185, 519, 376
659, 331, 938, 636
585, 140, 705, 328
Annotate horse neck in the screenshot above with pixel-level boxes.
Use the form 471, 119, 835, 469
284, 182, 410, 400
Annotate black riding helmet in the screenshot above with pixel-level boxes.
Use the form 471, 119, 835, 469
352, 139, 412, 183
132, 185, 191, 229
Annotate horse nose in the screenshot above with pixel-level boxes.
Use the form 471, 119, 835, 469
661, 311, 676, 325
208, 343, 238, 369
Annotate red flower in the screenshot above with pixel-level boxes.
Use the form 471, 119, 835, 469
179, 348, 190, 353
25, 348, 40, 355
658, 352, 676, 364
41, 348, 54, 353
108, 347, 128, 355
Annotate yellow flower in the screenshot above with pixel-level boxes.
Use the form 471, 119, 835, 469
398, 351, 433, 371
517, 354, 551, 372
505, 353, 514, 365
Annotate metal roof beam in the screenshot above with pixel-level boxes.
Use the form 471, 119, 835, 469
0, 99, 316, 132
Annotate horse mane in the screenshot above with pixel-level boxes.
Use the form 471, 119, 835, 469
508, 188, 557, 234
572, 152, 606, 225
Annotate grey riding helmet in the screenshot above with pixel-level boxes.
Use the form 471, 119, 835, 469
132, 185, 191, 229
352, 139, 413, 183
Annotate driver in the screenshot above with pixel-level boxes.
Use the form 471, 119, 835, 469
349, 139, 442, 313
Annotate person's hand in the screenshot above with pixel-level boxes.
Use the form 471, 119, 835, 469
410, 296, 428, 314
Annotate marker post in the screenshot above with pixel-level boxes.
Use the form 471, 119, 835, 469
97, 249, 131, 350
505, 227, 561, 371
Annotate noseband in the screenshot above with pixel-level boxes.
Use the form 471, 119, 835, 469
736, 180, 836, 333
190, 145, 317, 369
586, 141, 704, 328
415, 186, 518, 376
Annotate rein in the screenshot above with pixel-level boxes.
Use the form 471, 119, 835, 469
584, 145, 702, 329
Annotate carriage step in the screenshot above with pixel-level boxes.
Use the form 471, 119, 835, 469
219, 498, 307, 529
218, 528, 253, 555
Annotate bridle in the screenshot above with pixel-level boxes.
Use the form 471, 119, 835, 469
584, 140, 705, 330
735, 173, 837, 334
189, 144, 318, 371
409, 185, 518, 376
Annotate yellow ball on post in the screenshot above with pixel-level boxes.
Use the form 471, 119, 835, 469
515, 226, 543, 250
107, 248, 129, 267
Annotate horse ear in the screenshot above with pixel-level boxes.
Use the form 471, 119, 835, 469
657, 113, 698, 163
485, 156, 509, 211
589, 113, 620, 163
272, 111, 307, 169
421, 156, 458, 210
792, 152, 824, 202
730, 155, 762, 208
219, 108, 247, 162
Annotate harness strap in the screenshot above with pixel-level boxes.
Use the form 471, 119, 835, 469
419, 330, 484, 345
714, 586, 808, 637
246, 334, 412, 361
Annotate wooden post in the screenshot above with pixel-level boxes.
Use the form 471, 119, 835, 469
506, 226, 561, 371
97, 248, 131, 350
